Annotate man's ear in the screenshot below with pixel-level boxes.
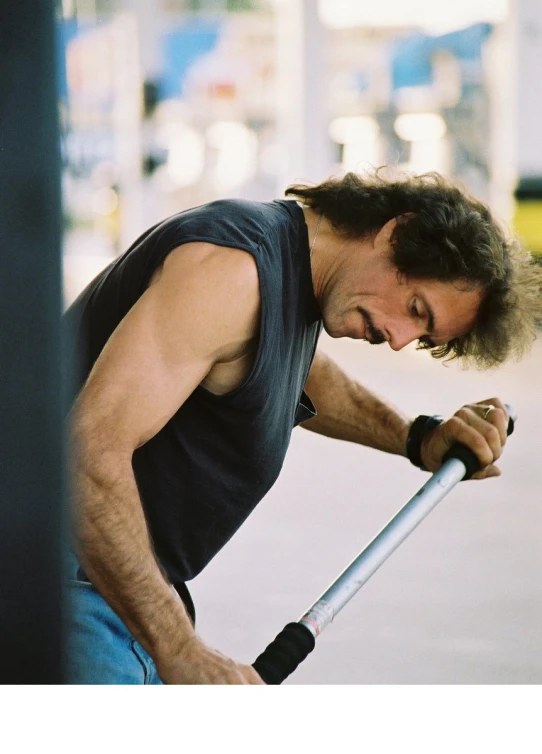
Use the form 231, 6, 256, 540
374, 213, 416, 249
373, 217, 398, 249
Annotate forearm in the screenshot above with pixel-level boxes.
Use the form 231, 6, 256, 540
71, 454, 195, 664
301, 350, 412, 456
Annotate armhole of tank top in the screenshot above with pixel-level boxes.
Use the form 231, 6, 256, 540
195, 238, 269, 403
135, 226, 270, 402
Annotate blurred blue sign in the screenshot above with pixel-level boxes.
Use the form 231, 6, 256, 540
56, 17, 92, 103
160, 19, 221, 99
391, 22, 493, 91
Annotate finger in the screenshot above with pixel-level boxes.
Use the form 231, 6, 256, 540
223, 670, 250, 684
241, 665, 265, 685
471, 399, 509, 444
471, 464, 501, 481
470, 405, 508, 449
477, 397, 509, 416
454, 407, 504, 462
443, 411, 496, 468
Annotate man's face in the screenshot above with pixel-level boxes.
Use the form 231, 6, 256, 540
319, 220, 482, 351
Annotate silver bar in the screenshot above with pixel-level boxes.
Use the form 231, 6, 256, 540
299, 458, 467, 637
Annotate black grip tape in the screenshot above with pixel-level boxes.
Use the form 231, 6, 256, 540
252, 622, 316, 685
442, 411, 515, 481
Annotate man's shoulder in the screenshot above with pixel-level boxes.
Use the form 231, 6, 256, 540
162, 240, 258, 288
171, 198, 300, 242
159, 242, 261, 361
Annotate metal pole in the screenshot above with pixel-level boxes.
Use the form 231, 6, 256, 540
299, 459, 466, 637
0, 1, 66, 683
253, 410, 515, 683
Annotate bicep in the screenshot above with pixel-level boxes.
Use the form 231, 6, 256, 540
71, 244, 260, 457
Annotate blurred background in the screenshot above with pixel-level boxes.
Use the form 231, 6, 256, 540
59, 0, 542, 303
57, 0, 541, 683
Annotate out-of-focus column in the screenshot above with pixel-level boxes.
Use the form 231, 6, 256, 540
110, 12, 145, 251
124, 0, 165, 232
512, 0, 542, 254
0, 0, 65, 683
274, 0, 333, 194
515, 0, 542, 178
127, 0, 163, 80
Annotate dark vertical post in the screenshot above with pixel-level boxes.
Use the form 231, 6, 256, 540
0, 1, 66, 683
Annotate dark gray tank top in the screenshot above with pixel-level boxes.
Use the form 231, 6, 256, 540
65, 199, 322, 585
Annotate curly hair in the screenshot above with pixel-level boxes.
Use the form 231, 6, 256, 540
286, 170, 542, 369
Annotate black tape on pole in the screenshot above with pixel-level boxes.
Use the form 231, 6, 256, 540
253, 623, 316, 685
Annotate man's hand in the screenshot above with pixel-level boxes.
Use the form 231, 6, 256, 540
156, 636, 265, 685
420, 398, 510, 480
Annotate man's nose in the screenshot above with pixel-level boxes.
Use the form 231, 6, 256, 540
388, 323, 424, 351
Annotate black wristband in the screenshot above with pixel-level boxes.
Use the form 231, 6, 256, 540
406, 415, 444, 470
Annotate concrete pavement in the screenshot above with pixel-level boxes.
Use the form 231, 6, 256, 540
191, 333, 542, 684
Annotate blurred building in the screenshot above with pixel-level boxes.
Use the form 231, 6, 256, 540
58, 0, 540, 303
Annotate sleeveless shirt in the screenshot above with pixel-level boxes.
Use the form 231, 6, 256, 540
65, 199, 322, 585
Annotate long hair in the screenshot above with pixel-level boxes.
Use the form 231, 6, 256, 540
286, 170, 542, 368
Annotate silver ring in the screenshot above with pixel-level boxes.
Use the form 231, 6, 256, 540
482, 406, 495, 420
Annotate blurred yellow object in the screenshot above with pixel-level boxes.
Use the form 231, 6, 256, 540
513, 178, 542, 256
513, 202, 542, 255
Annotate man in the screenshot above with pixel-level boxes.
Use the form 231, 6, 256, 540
65, 170, 541, 684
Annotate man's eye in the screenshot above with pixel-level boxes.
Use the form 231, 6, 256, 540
410, 301, 420, 317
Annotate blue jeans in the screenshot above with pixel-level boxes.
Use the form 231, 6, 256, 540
65, 550, 163, 684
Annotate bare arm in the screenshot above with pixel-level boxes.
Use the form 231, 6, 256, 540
300, 350, 411, 456
70, 242, 263, 684
301, 350, 509, 480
